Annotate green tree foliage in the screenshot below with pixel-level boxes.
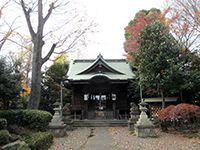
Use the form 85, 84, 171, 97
134, 20, 182, 108
180, 51, 200, 103
0, 57, 22, 109
40, 54, 71, 113
125, 8, 200, 106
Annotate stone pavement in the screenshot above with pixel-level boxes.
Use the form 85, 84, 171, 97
80, 127, 119, 150
49, 127, 200, 150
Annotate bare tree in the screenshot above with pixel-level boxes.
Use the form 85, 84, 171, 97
0, 0, 14, 51
15, 0, 95, 108
165, 0, 200, 51
8, 41, 32, 85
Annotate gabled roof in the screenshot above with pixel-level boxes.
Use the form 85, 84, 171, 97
77, 54, 124, 75
67, 54, 135, 81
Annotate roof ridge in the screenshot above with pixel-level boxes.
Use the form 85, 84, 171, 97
76, 55, 125, 75
73, 59, 127, 63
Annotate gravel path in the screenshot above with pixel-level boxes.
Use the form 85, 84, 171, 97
109, 127, 200, 150
49, 127, 91, 150
49, 127, 200, 150
81, 127, 118, 150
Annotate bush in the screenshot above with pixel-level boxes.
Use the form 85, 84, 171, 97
0, 118, 7, 129
169, 103, 199, 122
0, 110, 23, 126
0, 109, 52, 131
25, 132, 53, 150
22, 109, 52, 131
158, 105, 175, 121
158, 103, 200, 130
0, 130, 10, 146
17, 145, 31, 150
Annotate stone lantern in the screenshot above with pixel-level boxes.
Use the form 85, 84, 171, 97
134, 101, 156, 138
48, 102, 66, 137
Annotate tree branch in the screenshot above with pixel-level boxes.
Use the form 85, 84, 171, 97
37, 0, 43, 29
20, 0, 36, 39
43, 3, 54, 24
0, 39, 6, 51
0, 0, 11, 18
42, 43, 57, 64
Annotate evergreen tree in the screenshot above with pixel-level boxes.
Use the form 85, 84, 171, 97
134, 20, 181, 108
40, 55, 71, 113
0, 57, 22, 109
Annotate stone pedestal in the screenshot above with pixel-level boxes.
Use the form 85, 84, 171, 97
134, 102, 156, 138
49, 107, 66, 137
48, 124, 66, 137
128, 120, 135, 131
128, 102, 139, 131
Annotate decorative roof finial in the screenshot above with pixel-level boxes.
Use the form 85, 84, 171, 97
97, 53, 103, 58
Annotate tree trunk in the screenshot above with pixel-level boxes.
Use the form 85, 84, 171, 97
28, 41, 42, 109
161, 89, 165, 108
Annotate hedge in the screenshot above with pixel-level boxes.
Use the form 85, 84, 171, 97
25, 132, 53, 150
22, 110, 52, 131
0, 130, 10, 146
0, 110, 23, 126
0, 109, 52, 131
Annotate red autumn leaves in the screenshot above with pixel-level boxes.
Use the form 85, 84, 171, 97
124, 8, 182, 54
158, 103, 200, 122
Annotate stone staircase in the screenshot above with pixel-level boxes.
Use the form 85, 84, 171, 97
73, 119, 128, 127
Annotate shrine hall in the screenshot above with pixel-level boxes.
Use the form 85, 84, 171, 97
66, 54, 135, 120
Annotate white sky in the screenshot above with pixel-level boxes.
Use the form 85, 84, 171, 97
73, 0, 166, 59
0, 0, 166, 60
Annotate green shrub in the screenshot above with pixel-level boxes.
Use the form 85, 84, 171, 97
25, 132, 53, 150
0, 110, 23, 126
22, 109, 52, 131
0, 109, 52, 131
0, 118, 7, 129
0, 130, 10, 146
17, 145, 31, 150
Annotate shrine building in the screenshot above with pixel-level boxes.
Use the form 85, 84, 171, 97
66, 54, 135, 120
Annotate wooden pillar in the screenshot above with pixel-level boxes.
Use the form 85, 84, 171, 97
113, 101, 116, 119
72, 87, 75, 106
71, 87, 75, 119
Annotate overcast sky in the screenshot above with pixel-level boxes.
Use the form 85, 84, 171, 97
73, 0, 166, 59
1, 0, 166, 60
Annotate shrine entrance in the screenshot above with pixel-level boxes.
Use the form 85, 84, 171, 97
85, 93, 117, 119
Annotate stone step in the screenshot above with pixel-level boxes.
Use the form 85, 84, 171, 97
73, 119, 128, 127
